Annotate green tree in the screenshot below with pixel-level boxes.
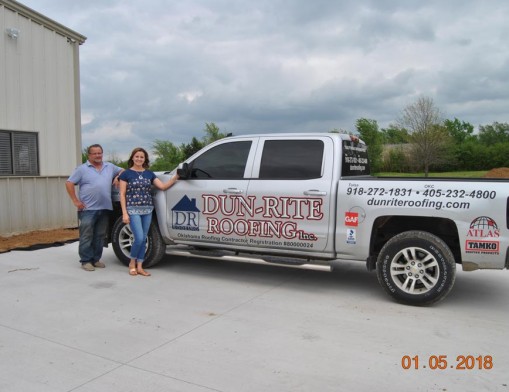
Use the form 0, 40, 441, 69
180, 137, 204, 160
397, 96, 452, 176
355, 118, 383, 172
488, 143, 509, 168
203, 122, 227, 145
151, 139, 183, 171
410, 123, 453, 174
444, 118, 476, 144
454, 141, 487, 170
381, 146, 411, 172
478, 122, 509, 145
380, 125, 409, 144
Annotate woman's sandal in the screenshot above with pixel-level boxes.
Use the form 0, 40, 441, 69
129, 268, 137, 276
137, 270, 151, 276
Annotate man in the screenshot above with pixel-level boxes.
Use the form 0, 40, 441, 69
66, 144, 124, 271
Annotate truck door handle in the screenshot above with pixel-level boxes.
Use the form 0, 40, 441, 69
304, 190, 327, 196
223, 188, 244, 194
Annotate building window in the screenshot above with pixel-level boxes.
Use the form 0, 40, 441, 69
0, 131, 39, 176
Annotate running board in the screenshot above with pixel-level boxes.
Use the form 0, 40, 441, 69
165, 246, 331, 272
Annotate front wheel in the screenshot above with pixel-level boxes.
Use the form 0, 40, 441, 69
376, 231, 456, 306
111, 216, 166, 268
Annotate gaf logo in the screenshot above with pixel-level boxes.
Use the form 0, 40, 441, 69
345, 212, 359, 227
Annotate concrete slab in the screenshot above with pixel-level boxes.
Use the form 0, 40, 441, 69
0, 243, 508, 391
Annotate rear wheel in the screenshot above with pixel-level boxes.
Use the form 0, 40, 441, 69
111, 216, 166, 268
376, 230, 456, 306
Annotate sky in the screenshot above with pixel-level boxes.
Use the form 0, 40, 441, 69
20, 0, 509, 160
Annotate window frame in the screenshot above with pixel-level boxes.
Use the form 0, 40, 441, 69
0, 130, 40, 176
189, 140, 253, 180
257, 139, 325, 180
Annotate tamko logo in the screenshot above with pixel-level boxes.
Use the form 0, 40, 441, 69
465, 240, 499, 253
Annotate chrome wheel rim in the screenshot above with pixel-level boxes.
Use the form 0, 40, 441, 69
389, 247, 440, 294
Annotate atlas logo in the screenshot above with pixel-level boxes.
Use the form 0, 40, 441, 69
467, 216, 499, 238
172, 195, 200, 231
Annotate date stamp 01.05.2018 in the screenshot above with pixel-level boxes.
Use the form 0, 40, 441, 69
401, 355, 493, 370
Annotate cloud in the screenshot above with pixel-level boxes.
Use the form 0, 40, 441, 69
22, 0, 509, 158
82, 121, 138, 159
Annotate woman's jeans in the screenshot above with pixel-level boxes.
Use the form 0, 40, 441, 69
129, 213, 153, 263
78, 209, 110, 264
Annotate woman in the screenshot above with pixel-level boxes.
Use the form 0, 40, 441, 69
119, 147, 179, 276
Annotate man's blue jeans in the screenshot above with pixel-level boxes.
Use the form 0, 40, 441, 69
129, 213, 152, 263
78, 209, 110, 264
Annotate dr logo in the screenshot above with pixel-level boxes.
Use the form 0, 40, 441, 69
172, 196, 200, 231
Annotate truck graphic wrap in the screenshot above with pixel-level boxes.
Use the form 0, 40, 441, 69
110, 133, 509, 306
172, 194, 322, 241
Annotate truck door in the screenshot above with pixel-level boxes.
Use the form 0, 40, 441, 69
245, 136, 335, 253
166, 138, 257, 245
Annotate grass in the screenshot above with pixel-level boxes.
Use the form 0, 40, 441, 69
375, 171, 488, 178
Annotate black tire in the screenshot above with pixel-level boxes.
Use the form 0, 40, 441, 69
111, 216, 166, 268
376, 230, 456, 306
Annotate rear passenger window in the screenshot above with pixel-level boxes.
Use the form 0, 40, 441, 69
259, 140, 324, 179
190, 141, 251, 179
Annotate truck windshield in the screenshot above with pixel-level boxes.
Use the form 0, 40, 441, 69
341, 140, 370, 176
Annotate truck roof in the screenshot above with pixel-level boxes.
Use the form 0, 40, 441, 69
225, 132, 362, 142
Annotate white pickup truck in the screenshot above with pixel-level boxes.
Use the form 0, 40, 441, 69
110, 133, 509, 305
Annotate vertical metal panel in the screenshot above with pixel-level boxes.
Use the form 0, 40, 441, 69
0, 177, 78, 236
0, 131, 13, 174
2, 7, 21, 129
19, 14, 35, 132
0, 178, 12, 232
0, 7, 7, 128
2, 177, 23, 231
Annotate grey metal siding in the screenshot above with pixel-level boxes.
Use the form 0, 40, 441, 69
0, 0, 86, 235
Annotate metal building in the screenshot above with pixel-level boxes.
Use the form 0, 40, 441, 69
0, 0, 86, 235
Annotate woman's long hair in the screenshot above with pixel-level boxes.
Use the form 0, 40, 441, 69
127, 147, 150, 169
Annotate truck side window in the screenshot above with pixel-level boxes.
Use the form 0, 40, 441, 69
190, 141, 251, 179
259, 140, 324, 179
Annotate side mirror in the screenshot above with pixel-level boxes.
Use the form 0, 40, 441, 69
177, 162, 190, 179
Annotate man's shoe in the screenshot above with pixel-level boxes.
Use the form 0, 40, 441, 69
93, 261, 106, 268
81, 262, 95, 271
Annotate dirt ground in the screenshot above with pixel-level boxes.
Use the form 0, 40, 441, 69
482, 167, 509, 178
1, 167, 508, 253
0, 228, 79, 253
